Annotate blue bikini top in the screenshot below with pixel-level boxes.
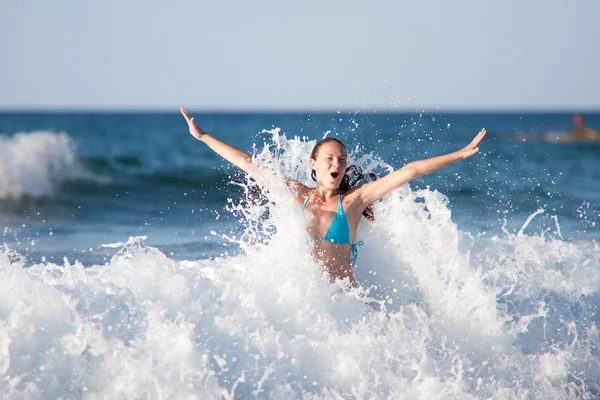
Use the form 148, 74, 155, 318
301, 189, 350, 244
300, 189, 363, 264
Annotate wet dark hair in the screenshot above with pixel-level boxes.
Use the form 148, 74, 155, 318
310, 137, 377, 221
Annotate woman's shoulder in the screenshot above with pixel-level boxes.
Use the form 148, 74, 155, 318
340, 185, 365, 204
285, 179, 309, 193
285, 180, 313, 205
341, 183, 366, 196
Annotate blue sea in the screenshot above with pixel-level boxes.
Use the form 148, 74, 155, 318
1, 110, 599, 399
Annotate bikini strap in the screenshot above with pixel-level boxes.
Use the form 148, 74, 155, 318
301, 188, 317, 209
351, 241, 364, 265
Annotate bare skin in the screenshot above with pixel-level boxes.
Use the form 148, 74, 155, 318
181, 106, 486, 287
564, 114, 599, 141
547, 114, 600, 143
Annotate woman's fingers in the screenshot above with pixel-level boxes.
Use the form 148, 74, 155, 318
469, 128, 486, 148
180, 106, 191, 121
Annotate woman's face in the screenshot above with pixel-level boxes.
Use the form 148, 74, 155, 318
310, 142, 348, 189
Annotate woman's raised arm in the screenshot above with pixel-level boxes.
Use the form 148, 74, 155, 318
181, 106, 307, 197
181, 106, 259, 175
357, 128, 486, 207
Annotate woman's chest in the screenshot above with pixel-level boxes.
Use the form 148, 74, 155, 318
303, 199, 360, 241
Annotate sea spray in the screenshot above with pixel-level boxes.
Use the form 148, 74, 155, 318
1, 131, 599, 398
0, 131, 86, 199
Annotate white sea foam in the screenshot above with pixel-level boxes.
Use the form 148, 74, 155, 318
1, 131, 599, 398
0, 131, 86, 199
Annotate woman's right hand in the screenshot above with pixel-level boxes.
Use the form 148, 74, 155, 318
180, 106, 205, 141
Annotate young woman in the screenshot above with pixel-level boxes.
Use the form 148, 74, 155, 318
180, 107, 486, 287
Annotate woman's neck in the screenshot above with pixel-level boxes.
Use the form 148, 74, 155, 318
314, 186, 338, 199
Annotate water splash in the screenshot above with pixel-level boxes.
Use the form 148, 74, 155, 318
1, 130, 599, 398
0, 131, 86, 199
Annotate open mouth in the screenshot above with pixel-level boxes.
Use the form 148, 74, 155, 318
330, 172, 340, 179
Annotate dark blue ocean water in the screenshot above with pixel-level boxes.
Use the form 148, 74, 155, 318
1, 111, 599, 264
2, 111, 600, 398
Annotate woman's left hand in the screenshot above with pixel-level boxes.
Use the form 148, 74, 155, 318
456, 128, 486, 159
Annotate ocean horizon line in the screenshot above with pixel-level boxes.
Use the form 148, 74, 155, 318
1, 106, 599, 115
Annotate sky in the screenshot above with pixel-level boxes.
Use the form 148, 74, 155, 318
1, 0, 599, 111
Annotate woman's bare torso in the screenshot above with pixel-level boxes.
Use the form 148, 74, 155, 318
297, 186, 363, 286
